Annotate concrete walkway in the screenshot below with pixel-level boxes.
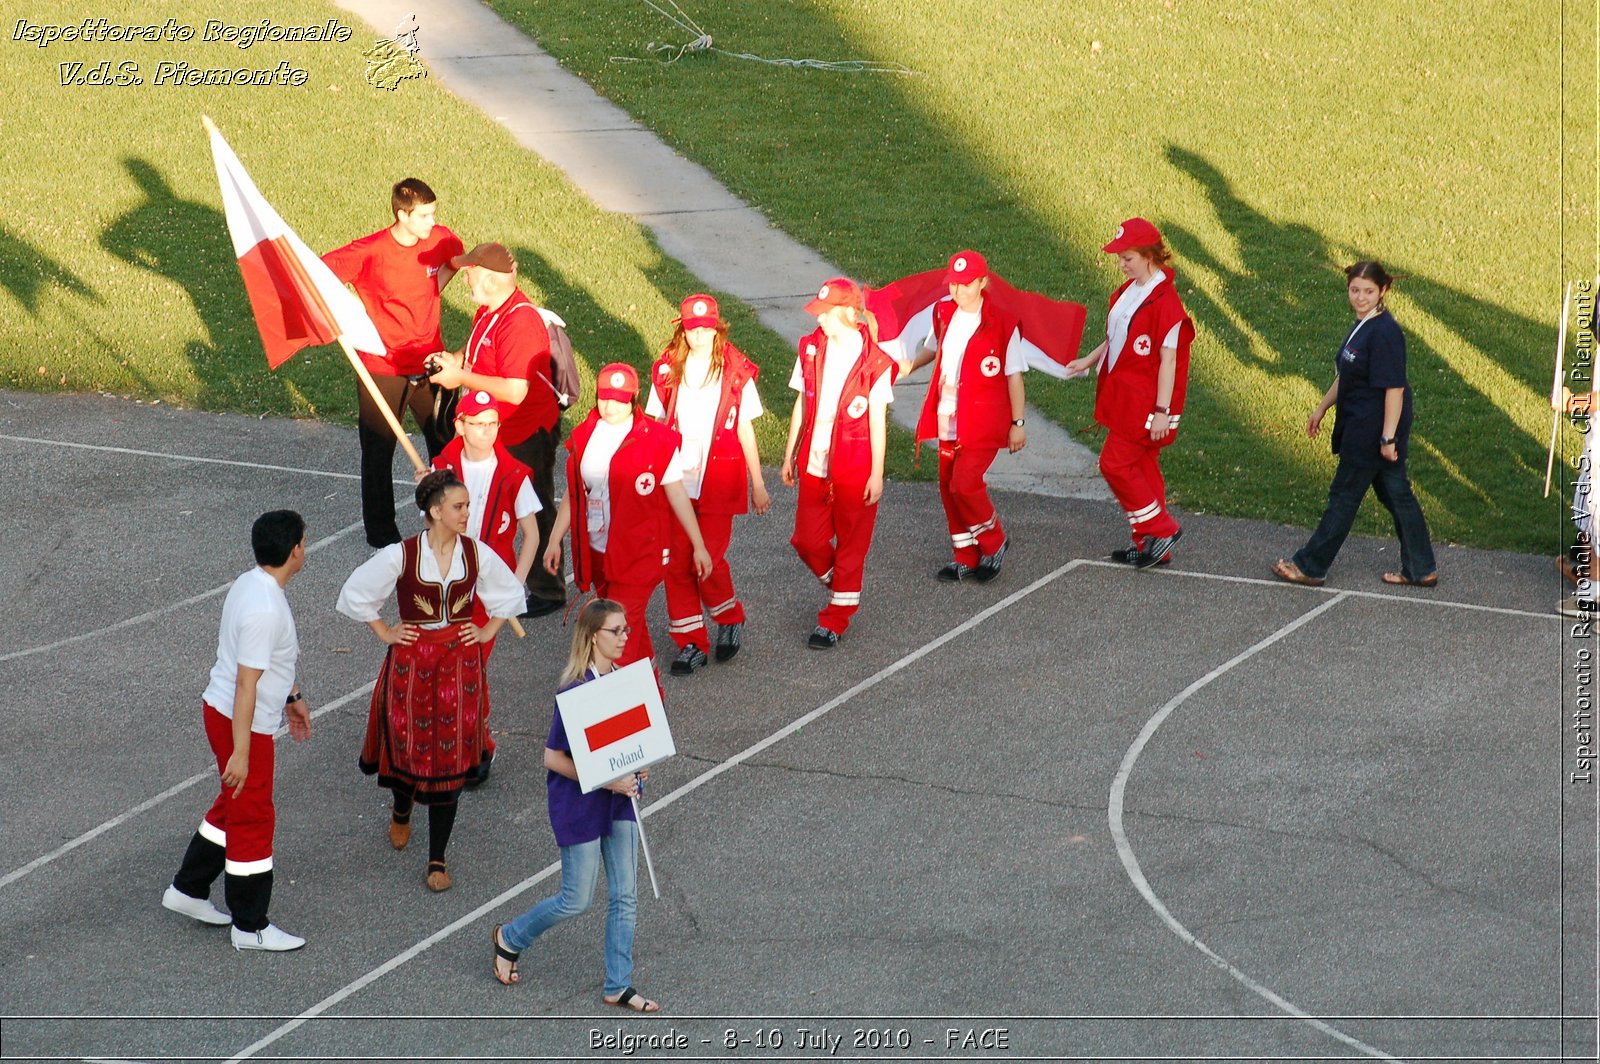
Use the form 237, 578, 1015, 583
334, 0, 1109, 499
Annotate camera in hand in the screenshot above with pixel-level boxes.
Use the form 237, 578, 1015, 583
408, 356, 444, 386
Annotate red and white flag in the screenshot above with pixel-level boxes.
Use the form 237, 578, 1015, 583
204, 117, 384, 368
866, 266, 1087, 378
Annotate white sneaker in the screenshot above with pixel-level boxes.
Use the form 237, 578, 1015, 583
231, 922, 306, 952
162, 885, 231, 926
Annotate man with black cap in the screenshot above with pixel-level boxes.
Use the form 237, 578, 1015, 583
428, 242, 566, 617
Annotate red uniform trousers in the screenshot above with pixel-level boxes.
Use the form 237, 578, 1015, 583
665, 508, 745, 652
790, 472, 878, 634
938, 443, 1007, 566
1099, 431, 1180, 544
200, 701, 276, 874
591, 547, 662, 673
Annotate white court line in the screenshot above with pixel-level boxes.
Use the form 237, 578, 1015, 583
0, 681, 374, 891
218, 559, 1093, 1064
1108, 591, 1406, 1063
0, 521, 364, 665
1081, 559, 1554, 621
0, 433, 375, 481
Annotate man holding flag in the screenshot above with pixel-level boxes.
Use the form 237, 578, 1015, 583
324, 179, 465, 548
202, 116, 427, 484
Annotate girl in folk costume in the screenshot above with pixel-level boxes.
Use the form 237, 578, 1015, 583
430, 388, 541, 785
492, 599, 659, 1012
644, 294, 771, 675
781, 278, 898, 649
337, 470, 525, 892
1066, 218, 1195, 568
899, 250, 1029, 583
544, 363, 713, 674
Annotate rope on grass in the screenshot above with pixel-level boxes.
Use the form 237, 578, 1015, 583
609, 0, 923, 75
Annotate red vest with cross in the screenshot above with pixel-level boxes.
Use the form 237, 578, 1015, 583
648, 343, 760, 515
915, 298, 1020, 449
565, 412, 684, 590
1094, 272, 1194, 448
431, 438, 534, 569
795, 325, 897, 488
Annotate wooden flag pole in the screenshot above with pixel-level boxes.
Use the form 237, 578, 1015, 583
1545, 281, 1574, 498
337, 336, 427, 475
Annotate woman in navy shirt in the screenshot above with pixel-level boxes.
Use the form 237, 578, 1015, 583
491, 598, 660, 1012
1274, 261, 1437, 587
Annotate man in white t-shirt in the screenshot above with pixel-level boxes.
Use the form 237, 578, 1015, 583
162, 510, 312, 952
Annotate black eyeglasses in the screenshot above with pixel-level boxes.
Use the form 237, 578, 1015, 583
599, 625, 632, 637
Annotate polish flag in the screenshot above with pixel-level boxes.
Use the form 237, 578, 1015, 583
866, 267, 1087, 378
204, 116, 384, 368
584, 702, 652, 752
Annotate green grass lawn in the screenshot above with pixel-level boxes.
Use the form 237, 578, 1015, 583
484, 0, 1596, 554
0, 0, 848, 471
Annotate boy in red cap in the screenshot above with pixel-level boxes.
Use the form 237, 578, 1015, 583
1066, 218, 1194, 567
900, 250, 1028, 582
782, 279, 898, 648
646, 295, 770, 674
544, 363, 713, 673
323, 178, 464, 549
430, 389, 540, 784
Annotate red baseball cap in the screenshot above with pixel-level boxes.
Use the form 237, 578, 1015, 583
1102, 218, 1163, 253
945, 250, 988, 285
456, 389, 499, 419
596, 362, 639, 402
677, 294, 721, 330
804, 278, 864, 316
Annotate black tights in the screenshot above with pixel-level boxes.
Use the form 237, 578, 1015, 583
391, 785, 460, 863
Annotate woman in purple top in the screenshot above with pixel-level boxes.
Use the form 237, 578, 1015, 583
492, 598, 660, 1013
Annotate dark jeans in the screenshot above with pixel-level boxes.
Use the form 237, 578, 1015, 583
1294, 458, 1436, 581
358, 375, 448, 548
507, 425, 566, 606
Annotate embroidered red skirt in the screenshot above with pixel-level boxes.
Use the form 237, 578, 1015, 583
359, 627, 487, 800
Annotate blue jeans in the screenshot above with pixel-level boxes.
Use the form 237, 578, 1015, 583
501, 820, 638, 996
1294, 458, 1436, 581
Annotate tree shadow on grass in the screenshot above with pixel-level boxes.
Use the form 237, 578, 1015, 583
99, 158, 290, 411
1163, 144, 1555, 542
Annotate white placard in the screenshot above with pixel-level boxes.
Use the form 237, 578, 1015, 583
555, 659, 676, 793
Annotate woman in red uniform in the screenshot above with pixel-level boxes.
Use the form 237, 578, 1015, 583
645, 295, 771, 674
337, 470, 525, 892
1065, 218, 1194, 568
544, 363, 713, 673
782, 278, 897, 648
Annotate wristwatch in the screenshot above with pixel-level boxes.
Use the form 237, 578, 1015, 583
1380, 436, 1397, 446
1153, 405, 1170, 415
1011, 418, 1026, 427
286, 691, 304, 705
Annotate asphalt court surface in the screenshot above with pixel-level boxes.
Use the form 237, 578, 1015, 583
0, 389, 1595, 1064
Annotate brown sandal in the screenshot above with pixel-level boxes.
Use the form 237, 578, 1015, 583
1272, 559, 1325, 587
388, 812, 411, 851
426, 860, 452, 892
1381, 571, 1437, 588
491, 924, 520, 985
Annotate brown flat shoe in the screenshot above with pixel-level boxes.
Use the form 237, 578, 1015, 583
1381, 571, 1438, 588
1559, 555, 1581, 586
426, 860, 452, 892
1272, 559, 1325, 587
389, 814, 411, 851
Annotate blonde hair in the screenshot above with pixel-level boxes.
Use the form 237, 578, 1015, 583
822, 302, 881, 346
559, 598, 625, 687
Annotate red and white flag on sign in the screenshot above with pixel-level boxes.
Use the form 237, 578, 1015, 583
204, 117, 384, 368
866, 267, 1087, 379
